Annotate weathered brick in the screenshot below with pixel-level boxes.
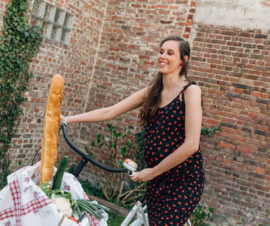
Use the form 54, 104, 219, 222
191, 56, 206, 62
257, 98, 270, 104
121, 25, 131, 30
254, 130, 266, 136
2, 2, 270, 226
258, 147, 267, 152
243, 43, 257, 48
212, 39, 226, 44
227, 41, 242, 46
254, 34, 268, 39
217, 50, 231, 55
188, 14, 193, 20
17, 154, 26, 159
239, 32, 254, 37
254, 184, 270, 192
160, 20, 173, 24
221, 31, 237, 36
233, 83, 249, 89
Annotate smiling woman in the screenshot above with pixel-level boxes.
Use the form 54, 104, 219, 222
61, 35, 205, 226
133, 36, 204, 226
137, 36, 193, 126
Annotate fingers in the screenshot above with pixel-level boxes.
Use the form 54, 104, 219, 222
60, 115, 67, 124
130, 176, 138, 182
131, 176, 142, 183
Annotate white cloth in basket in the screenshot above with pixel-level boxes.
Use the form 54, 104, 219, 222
0, 161, 108, 226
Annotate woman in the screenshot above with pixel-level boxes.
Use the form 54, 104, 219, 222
61, 35, 205, 226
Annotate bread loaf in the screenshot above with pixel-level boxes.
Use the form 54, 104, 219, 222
39, 74, 64, 186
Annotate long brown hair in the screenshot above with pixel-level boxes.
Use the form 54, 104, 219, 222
137, 35, 192, 126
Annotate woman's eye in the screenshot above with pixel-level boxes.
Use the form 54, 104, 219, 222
159, 51, 173, 55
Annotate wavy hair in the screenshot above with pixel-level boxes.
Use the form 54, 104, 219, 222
137, 35, 192, 126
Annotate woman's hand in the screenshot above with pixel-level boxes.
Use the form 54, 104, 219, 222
61, 115, 68, 124
130, 168, 156, 183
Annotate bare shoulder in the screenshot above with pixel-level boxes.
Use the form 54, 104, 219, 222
185, 84, 201, 95
184, 84, 202, 103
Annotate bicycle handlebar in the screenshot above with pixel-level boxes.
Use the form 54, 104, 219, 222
60, 121, 127, 173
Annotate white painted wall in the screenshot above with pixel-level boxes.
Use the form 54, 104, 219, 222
193, 0, 270, 30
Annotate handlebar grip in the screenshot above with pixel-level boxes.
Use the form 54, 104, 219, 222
60, 121, 67, 127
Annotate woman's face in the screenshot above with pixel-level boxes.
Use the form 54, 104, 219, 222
157, 40, 182, 75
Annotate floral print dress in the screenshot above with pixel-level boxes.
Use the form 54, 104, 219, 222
144, 81, 205, 226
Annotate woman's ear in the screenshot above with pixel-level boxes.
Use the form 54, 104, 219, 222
184, 55, 189, 63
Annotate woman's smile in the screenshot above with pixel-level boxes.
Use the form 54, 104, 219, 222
159, 61, 168, 67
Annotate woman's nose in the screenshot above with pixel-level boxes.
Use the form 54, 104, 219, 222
160, 54, 166, 59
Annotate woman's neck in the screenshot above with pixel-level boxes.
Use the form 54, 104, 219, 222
162, 73, 186, 92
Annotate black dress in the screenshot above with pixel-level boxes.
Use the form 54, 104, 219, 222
144, 81, 205, 226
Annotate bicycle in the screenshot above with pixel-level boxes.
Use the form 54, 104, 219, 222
32, 121, 192, 226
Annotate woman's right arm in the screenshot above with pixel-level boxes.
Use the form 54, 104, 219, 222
63, 87, 149, 124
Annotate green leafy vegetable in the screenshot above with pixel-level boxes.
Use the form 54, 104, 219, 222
39, 188, 109, 223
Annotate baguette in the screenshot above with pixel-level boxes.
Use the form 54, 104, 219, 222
39, 74, 64, 186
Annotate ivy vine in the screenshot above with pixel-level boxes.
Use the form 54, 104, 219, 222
0, 0, 42, 188
201, 121, 225, 136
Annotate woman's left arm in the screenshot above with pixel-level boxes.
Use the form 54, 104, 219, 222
131, 85, 202, 182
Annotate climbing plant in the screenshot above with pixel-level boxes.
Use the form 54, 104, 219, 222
201, 121, 225, 136
0, 0, 43, 188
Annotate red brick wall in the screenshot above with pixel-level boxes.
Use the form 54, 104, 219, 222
76, 0, 197, 187
79, 0, 196, 160
1, 0, 106, 171
2, 0, 270, 225
189, 24, 270, 225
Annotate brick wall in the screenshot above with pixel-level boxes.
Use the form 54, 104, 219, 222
77, 0, 195, 180
1, 0, 270, 225
0, 0, 106, 171
189, 25, 270, 225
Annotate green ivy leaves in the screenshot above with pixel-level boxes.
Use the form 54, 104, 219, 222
0, 0, 42, 188
201, 121, 224, 136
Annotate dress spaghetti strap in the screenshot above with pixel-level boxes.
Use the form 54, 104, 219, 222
179, 81, 203, 107
179, 81, 196, 102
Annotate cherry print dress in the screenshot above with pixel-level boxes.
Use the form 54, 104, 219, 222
144, 81, 205, 226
